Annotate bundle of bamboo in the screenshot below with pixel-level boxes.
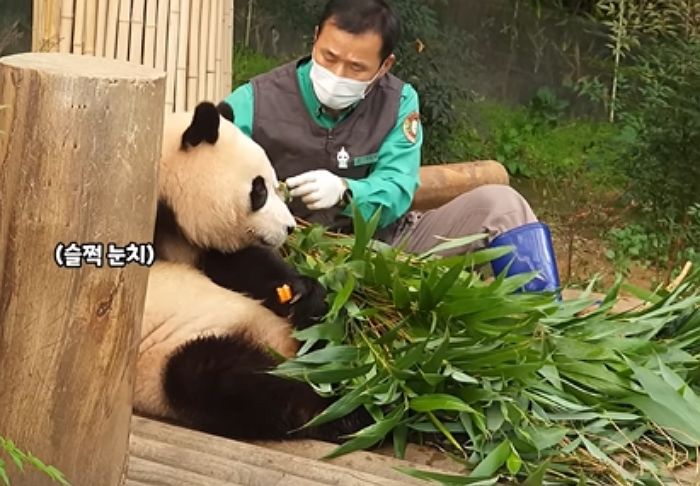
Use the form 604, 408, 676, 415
31, 0, 234, 112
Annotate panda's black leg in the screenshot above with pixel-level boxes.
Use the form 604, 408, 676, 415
201, 247, 328, 329
163, 332, 370, 442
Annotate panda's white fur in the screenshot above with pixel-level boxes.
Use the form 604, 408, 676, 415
133, 101, 367, 442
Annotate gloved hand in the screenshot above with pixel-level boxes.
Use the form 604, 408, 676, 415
286, 169, 348, 210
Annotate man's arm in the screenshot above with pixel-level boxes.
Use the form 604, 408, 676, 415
222, 83, 255, 137
343, 83, 423, 229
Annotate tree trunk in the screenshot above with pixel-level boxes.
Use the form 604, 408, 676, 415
0, 52, 165, 486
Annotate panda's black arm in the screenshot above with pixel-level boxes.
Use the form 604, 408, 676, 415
201, 246, 328, 329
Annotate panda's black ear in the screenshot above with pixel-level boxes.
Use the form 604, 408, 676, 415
217, 101, 235, 124
181, 102, 220, 149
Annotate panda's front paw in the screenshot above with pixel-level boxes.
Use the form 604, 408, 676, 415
288, 276, 328, 329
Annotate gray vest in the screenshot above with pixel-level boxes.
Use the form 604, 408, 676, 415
250, 57, 404, 238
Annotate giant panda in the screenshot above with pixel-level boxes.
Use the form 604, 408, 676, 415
134, 101, 367, 442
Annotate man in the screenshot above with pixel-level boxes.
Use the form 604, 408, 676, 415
224, 0, 559, 292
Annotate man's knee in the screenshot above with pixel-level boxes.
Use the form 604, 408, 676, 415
456, 184, 537, 231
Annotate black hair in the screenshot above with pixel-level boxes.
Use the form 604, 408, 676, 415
317, 0, 401, 61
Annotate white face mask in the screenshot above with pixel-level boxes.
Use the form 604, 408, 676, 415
309, 57, 382, 110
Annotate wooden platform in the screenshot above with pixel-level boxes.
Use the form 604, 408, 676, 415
127, 415, 453, 485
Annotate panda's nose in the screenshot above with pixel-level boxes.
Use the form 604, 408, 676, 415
286, 225, 295, 235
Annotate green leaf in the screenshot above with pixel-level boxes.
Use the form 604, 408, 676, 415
393, 424, 408, 460
580, 435, 635, 482
372, 252, 393, 288
522, 459, 551, 486
624, 394, 700, 446
427, 412, 464, 453
324, 406, 404, 459
300, 379, 374, 429
423, 329, 450, 373
410, 394, 478, 414
392, 278, 411, 310
469, 439, 511, 479
486, 404, 504, 432
506, 448, 522, 476
329, 274, 356, 317
624, 358, 700, 445
0, 461, 8, 486
417, 233, 490, 259
431, 259, 466, 303
294, 345, 362, 364
395, 467, 499, 485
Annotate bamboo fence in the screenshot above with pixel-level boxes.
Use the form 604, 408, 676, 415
32, 0, 234, 112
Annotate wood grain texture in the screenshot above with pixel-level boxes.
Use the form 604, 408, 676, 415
0, 52, 165, 486
127, 416, 408, 486
411, 160, 510, 211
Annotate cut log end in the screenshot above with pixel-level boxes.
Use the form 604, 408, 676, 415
0, 52, 164, 81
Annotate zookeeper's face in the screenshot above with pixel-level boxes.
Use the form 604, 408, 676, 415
312, 19, 394, 82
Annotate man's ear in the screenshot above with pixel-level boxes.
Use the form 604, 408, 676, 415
313, 25, 319, 43
382, 54, 396, 74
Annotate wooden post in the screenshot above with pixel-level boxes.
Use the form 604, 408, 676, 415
0, 53, 165, 486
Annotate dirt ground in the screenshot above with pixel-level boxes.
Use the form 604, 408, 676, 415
549, 222, 663, 290
510, 177, 669, 294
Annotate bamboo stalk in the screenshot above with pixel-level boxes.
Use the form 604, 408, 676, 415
84, 0, 97, 55
175, 0, 190, 111
155, 0, 170, 72
206, 0, 219, 99
129, 0, 145, 63
95, 0, 108, 56
47, 0, 63, 52
187, 0, 202, 109
214, 0, 224, 99
32, 0, 47, 51
143, 0, 158, 67
224, 0, 233, 95
105, 0, 120, 58
165, 0, 181, 112
73, 0, 86, 54
198, 0, 210, 101
117, 0, 132, 61
32, 0, 61, 52
244, 0, 253, 48
59, 0, 74, 53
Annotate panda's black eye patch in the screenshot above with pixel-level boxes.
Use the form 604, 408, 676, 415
250, 176, 268, 212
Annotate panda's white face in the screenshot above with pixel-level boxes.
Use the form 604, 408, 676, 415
159, 103, 296, 252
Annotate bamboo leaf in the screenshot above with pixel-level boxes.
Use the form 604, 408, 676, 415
329, 274, 356, 317
580, 435, 635, 482
300, 379, 376, 429
324, 406, 404, 459
417, 233, 490, 260
410, 394, 479, 414
469, 439, 511, 478
522, 459, 550, 486
294, 345, 362, 364
393, 424, 408, 460
506, 448, 522, 476
395, 467, 499, 485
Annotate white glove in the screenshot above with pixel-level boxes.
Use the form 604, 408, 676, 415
286, 170, 348, 210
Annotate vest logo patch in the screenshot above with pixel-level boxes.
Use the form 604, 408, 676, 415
354, 153, 379, 166
337, 146, 350, 169
403, 112, 421, 144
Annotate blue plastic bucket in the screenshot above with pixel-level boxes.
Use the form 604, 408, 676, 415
489, 221, 560, 293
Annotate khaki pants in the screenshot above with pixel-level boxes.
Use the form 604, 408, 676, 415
388, 184, 538, 257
